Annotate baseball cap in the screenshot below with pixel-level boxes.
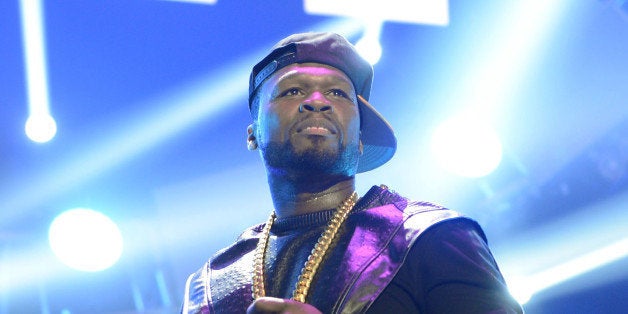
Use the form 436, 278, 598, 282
248, 32, 396, 173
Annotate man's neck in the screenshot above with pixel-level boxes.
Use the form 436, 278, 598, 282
266, 172, 356, 218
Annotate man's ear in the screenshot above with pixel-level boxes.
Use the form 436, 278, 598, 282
247, 124, 258, 151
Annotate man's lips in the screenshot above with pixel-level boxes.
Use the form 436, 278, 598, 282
301, 126, 332, 135
295, 119, 337, 136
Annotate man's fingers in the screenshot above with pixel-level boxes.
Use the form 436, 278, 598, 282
247, 297, 287, 313
247, 297, 323, 314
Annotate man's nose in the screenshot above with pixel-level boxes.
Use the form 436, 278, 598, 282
299, 103, 333, 113
299, 91, 333, 113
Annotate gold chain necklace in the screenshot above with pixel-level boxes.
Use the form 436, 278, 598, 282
252, 192, 358, 303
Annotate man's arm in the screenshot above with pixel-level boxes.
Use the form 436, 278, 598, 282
368, 219, 523, 313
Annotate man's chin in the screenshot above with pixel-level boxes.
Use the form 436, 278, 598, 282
261, 142, 357, 175
280, 150, 339, 173
291, 135, 339, 152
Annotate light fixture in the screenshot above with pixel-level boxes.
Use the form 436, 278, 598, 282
19, 0, 56, 143
49, 208, 124, 272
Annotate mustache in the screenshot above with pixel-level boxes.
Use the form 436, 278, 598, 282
290, 113, 341, 135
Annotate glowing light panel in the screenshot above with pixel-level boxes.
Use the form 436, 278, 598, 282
304, 0, 449, 26
49, 208, 123, 272
19, 0, 56, 143
431, 114, 503, 177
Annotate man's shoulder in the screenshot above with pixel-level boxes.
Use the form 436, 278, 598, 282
360, 184, 473, 234
361, 184, 455, 215
208, 223, 264, 268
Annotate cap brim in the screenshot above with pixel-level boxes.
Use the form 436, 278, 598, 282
356, 95, 397, 173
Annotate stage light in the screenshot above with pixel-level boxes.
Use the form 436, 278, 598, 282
19, 0, 56, 143
494, 190, 628, 305
48, 208, 123, 272
304, 0, 448, 66
355, 20, 383, 65
508, 238, 628, 305
25, 113, 57, 143
155, 270, 172, 307
441, 0, 568, 115
304, 0, 449, 26
430, 114, 503, 178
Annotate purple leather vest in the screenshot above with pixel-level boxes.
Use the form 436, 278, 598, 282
182, 186, 466, 313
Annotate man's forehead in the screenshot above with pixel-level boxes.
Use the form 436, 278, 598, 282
271, 63, 354, 86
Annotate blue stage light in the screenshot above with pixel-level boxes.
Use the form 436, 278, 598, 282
430, 114, 503, 178
509, 237, 628, 305
25, 113, 57, 143
19, 0, 56, 143
355, 20, 383, 65
48, 208, 123, 272
304, 0, 449, 26
495, 190, 628, 305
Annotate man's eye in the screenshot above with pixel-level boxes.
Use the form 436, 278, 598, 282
329, 89, 350, 99
279, 88, 301, 97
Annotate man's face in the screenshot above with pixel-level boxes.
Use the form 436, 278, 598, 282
252, 63, 362, 176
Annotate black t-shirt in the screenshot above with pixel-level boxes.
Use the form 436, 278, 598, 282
366, 219, 522, 313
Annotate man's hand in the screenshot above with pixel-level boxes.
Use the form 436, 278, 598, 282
247, 297, 323, 314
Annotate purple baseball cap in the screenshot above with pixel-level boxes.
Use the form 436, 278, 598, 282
248, 32, 396, 173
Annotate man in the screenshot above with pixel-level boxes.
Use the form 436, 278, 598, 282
182, 32, 523, 313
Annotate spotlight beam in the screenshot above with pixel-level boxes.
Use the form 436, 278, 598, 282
494, 190, 628, 304
19, 0, 57, 143
0, 245, 64, 294
528, 238, 628, 295
420, 0, 569, 138
461, 0, 569, 114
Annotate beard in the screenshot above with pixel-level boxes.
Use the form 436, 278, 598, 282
260, 137, 360, 177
